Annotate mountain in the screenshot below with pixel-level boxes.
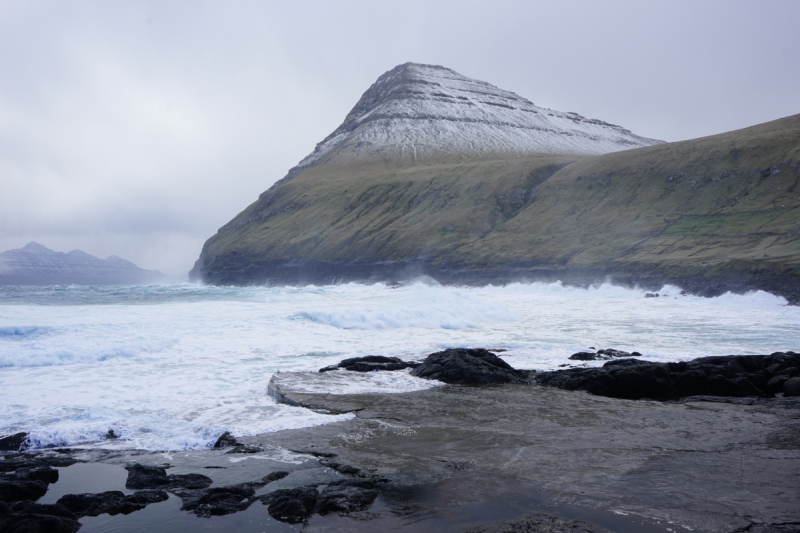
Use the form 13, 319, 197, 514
288, 63, 662, 173
191, 63, 800, 302
0, 242, 167, 286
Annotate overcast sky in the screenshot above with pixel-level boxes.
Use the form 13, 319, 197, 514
1, 1, 798, 275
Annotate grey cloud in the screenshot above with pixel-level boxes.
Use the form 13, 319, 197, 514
1, 0, 798, 275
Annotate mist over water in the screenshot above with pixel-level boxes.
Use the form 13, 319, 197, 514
0, 281, 797, 451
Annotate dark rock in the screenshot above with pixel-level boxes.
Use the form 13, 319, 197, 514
289, 449, 337, 458
260, 486, 319, 523
124, 463, 212, 491
0, 433, 29, 452
0, 466, 60, 502
536, 352, 800, 401
645, 292, 660, 298
213, 431, 241, 448
597, 348, 633, 358
0, 500, 81, 533
314, 479, 378, 515
225, 445, 264, 454
784, 377, 800, 397
176, 472, 288, 518
569, 352, 603, 361
0, 456, 78, 474
56, 490, 168, 517
9, 502, 76, 519
320, 355, 420, 373
411, 348, 530, 385
319, 458, 362, 476
464, 511, 611, 532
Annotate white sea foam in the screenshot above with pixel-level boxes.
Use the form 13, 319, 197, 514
1, 281, 797, 451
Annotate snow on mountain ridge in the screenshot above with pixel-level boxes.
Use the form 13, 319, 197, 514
293, 62, 662, 172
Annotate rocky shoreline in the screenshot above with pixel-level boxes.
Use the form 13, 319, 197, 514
3, 350, 800, 532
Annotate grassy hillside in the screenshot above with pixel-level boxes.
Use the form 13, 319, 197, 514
195, 114, 800, 300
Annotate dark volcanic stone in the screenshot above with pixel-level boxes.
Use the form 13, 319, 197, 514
225, 445, 264, 454
56, 490, 168, 517
0, 466, 60, 502
411, 348, 530, 385
124, 463, 212, 491
0, 433, 28, 452
314, 479, 378, 515
784, 377, 800, 397
0, 456, 78, 474
320, 355, 420, 373
213, 431, 241, 448
260, 486, 319, 523
0, 500, 81, 533
464, 511, 611, 532
176, 471, 289, 518
569, 352, 602, 361
536, 352, 800, 401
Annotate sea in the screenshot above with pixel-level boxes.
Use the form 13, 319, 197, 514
1, 280, 798, 452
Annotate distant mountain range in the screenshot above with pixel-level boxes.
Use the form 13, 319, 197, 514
190, 62, 800, 302
0, 242, 167, 286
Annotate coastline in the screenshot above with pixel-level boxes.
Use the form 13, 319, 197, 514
5, 354, 800, 532
191, 258, 800, 306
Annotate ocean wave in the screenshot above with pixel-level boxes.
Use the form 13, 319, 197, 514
0, 340, 171, 368
0, 326, 47, 338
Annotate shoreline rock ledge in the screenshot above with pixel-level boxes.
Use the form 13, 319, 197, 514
536, 351, 800, 401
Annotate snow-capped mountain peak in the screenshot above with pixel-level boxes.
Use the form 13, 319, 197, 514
293, 62, 662, 171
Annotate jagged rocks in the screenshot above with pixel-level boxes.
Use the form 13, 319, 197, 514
411, 348, 531, 385
0, 501, 81, 533
464, 511, 611, 533
124, 463, 212, 491
260, 486, 319, 524
0, 466, 59, 502
537, 352, 800, 400
0, 433, 28, 452
314, 479, 379, 516
56, 490, 168, 517
213, 431, 241, 448
0, 455, 78, 474
568, 349, 641, 361
319, 355, 420, 373
176, 471, 288, 518
785, 377, 800, 397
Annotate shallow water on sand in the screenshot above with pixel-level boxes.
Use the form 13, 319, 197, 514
1, 280, 797, 451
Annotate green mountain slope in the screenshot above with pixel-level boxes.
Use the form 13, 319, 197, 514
193, 114, 800, 301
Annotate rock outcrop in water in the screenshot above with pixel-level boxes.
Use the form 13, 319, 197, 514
124, 463, 212, 491
319, 355, 420, 373
410, 348, 531, 385
0, 242, 166, 286
536, 352, 800, 400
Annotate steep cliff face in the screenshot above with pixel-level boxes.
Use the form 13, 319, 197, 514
0, 242, 166, 285
192, 63, 800, 301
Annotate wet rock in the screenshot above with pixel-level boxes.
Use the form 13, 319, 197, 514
290, 449, 337, 458
645, 292, 660, 298
260, 486, 319, 523
0, 433, 28, 452
0, 466, 60, 502
411, 348, 531, 385
124, 463, 212, 491
225, 445, 264, 454
464, 511, 611, 532
320, 355, 420, 373
176, 471, 289, 518
213, 431, 241, 448
569, 352, 603, 361
784, 377, 800, 397
537, 352, 800, 401
0, 455, 78, 474
319, 458, 362, 476
314, 479, 378, 515
0, 500, 81, 533
56, 489, 168, 517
